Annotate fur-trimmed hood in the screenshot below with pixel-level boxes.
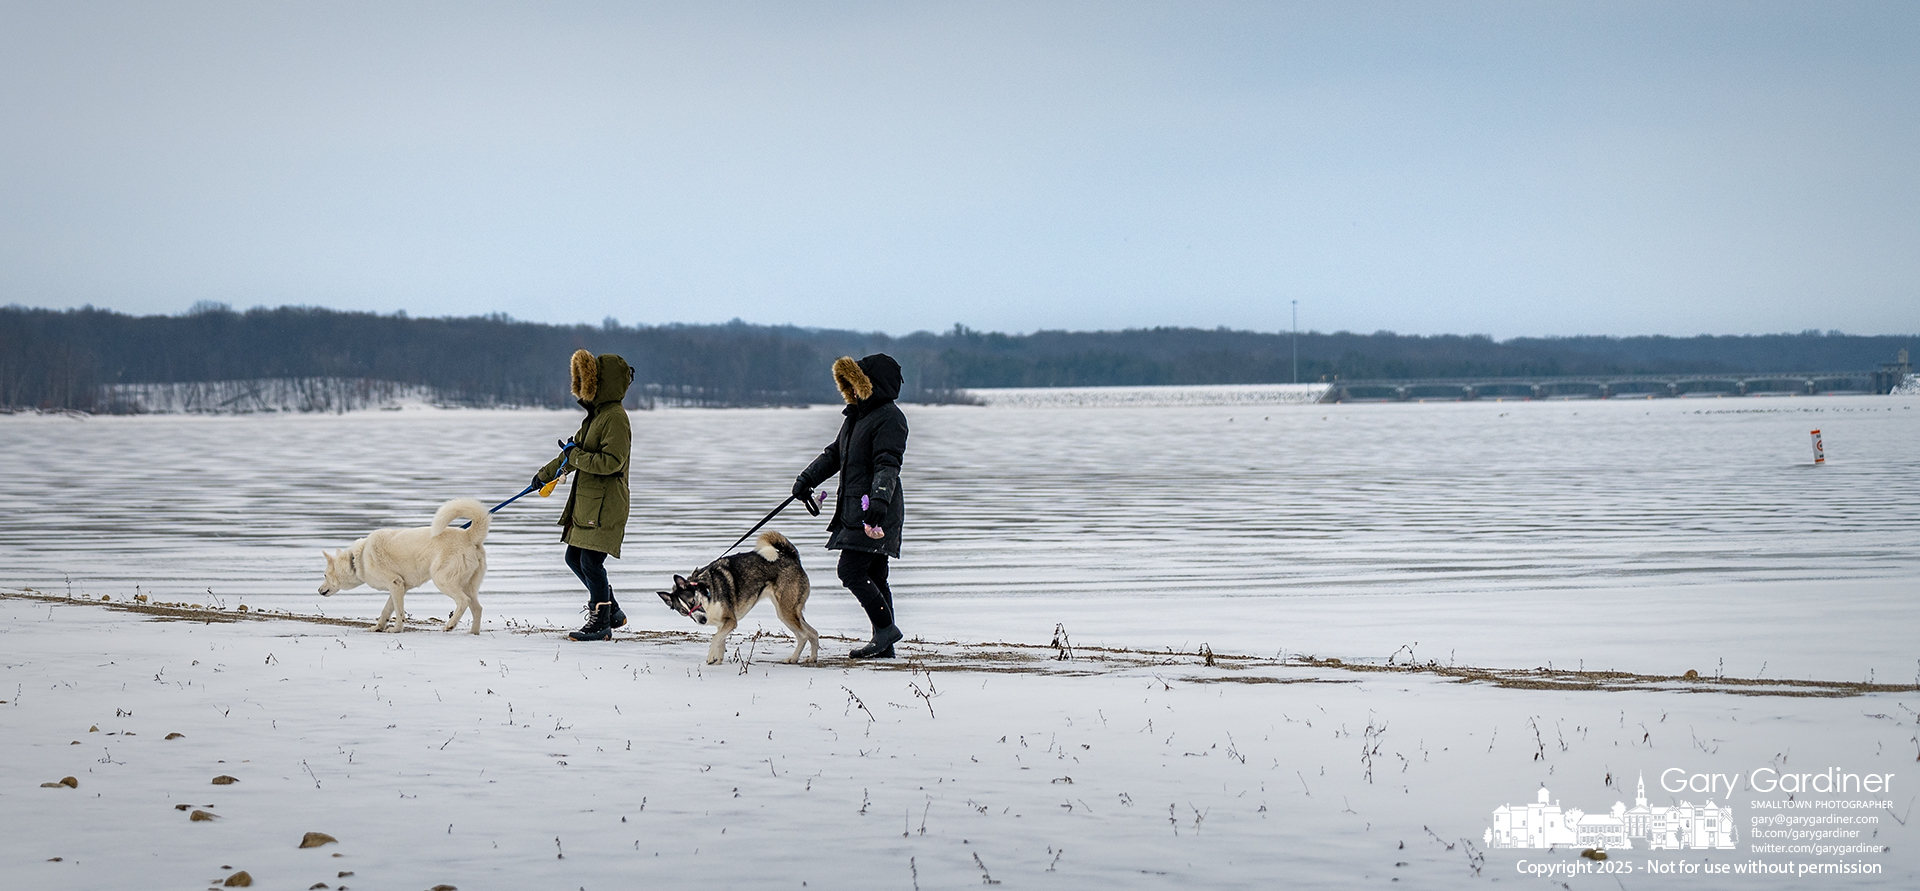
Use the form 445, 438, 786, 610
834, 353, 902, 407
571, 349, 633, 406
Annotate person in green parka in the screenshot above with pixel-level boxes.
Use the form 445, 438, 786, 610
533, 349, 634, 642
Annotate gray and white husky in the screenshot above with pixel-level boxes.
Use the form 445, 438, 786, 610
317, 498, 488, 634
659, 531, 819, 664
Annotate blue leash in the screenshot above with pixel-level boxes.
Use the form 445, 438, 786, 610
458, 440, 574, 528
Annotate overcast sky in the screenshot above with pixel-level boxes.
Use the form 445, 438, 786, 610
2, 2, 1914, 337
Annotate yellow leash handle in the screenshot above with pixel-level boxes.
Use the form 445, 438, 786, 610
539, 440, 576, 497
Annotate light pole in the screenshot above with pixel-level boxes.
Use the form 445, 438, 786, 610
1291, 300, 1298, 384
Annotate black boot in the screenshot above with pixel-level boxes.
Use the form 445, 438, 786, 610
850, 624, 902, 659
609, 599, 627, 630
569, 602, 614, 642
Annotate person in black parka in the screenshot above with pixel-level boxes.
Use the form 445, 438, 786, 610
793, 353, 909, 659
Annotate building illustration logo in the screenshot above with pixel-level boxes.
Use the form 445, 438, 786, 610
1485, 773, 1737, 850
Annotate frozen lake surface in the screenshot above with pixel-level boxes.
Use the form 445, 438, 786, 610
2, 394, 1917, 679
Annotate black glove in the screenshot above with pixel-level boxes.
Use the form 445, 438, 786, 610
862, 494, 888, 528
532, 472, 547, 489
558, 438, 577, 454
792, 478, 813, 503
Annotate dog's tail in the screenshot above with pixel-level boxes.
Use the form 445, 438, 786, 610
433, 498, 491, 542
754, 530, 798, 562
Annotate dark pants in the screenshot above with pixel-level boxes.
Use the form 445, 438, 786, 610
836, 548, 895, 631
565, 545, 617, 609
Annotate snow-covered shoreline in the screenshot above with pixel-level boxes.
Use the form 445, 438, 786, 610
51, 375, 1910, 414
2, 594, 1912, 890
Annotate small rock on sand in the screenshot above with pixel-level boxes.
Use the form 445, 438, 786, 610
166, 732, 186, 739
211, 775, 239, 785
223, 870, 253, 887
298, 832, 338, 848
190, 810, 217, 821
40, 776, 79, 789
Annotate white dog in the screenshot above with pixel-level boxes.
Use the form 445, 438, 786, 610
318, 498, 488, 634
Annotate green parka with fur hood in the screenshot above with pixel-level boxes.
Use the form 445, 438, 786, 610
537, 350, 633, 558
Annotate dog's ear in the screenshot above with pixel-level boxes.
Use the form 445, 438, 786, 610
673, 574, 690, 588
657, 590, 692, 617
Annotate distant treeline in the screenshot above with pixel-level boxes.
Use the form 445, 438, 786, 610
1, 303, 1912, 411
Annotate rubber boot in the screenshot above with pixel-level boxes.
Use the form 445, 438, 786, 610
569, 602, 614, 642
842, 555, 898, 658
851, 623, 902, 659
873, 583, 896, 657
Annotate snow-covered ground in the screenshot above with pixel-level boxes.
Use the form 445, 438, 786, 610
2, 393, 1917, 887
2, 593, 1913, 890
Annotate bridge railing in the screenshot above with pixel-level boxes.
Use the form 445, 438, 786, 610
1322, 371, 1898, 402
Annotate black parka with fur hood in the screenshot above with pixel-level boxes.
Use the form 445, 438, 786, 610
797, 354, 908, 557
538, 350, 633, 557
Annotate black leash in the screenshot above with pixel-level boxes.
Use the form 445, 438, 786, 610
721, 491, 822, 555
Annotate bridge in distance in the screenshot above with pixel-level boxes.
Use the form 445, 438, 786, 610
1325, 357, 1911, 403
